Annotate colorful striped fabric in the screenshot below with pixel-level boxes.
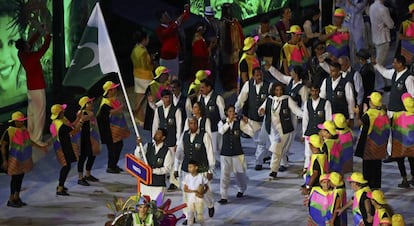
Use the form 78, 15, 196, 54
392, 111, 414, 157
324, 25, 349, 58
50, 119, 79, 166
325, 138, 343, 174
309, 187, 334, 225
100, 97, 131, 143
6, 127, 33, 175
281, 43, 308, 71
401, 20, 414, 63
364, 111, 390, 160
352, 187, 370, 226
332, 187, 347, 226
336, 130, 353, 174
305, 153, 329, 185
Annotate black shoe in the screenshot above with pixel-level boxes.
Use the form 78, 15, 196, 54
255, 165, 263, 171
56, 190, 70, 196
16, 199, 27, 206
167, 184, 178, 191
56, 186, 68, 191
383, 156, 394, 163
218, 199, 228, 204
116, 166, 124, 172
236, 192, 244, 198
182, 220, 188, 225
398, 181, 410, 188
78, 178, 90, 186
208, 207, 215, 217
263, 157, 271, 164
7, 200, 22, 208
269, 171, 277, 179
278, 165, 287, 172
106, 168, 120, 174
84, 175, 99, 182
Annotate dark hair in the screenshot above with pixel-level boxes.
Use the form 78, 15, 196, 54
200, 78, 213, 88
155, 10, 167, 21
310, 83, 321, 90
395, 55, 407, 65
260, 15, 270, 24
281, 6, 290, 14
188, 159, 199, 166
132, 30, 147, 44
161, 89, 172, 97
15, 38, 26, 51
170, 79, 181, 88
157, 128, 168, 137
225, 104, 235, 112
290, 65, 304, 79
192, 101, 206, 117
252, 67, 262, 75
270, 82, 285, 96
329, 62, 341, 70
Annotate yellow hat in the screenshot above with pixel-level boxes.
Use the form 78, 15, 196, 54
402, 92, 414, 113
78, 96, 95, 108
367, 190, 387, 205
242, 36, 259, 51
318, 120, 337, 136
103, 81, 120, 96
334, 8, 345, 17
346, 172, 368, 184
286, 25, 303, 35
392, 214, 405, 226
368, 92, 383, 107
8, 111, 27, 122
309, 134, 323, 149
329, 171, 344, 186
195, 70, 211, 83
50, 104, 67, 120
319, 173, 330, 182
333, 113, 347, 129
154, 66, 170, 79
409, 3, 414, 14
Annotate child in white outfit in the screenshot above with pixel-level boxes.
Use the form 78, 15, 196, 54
183, 160, 208, 226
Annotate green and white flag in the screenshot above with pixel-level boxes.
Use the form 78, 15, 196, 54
63, 2, 119, 90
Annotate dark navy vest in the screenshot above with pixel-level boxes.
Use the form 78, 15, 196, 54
286, 80, 304, 107
220, 119, 243, 156
389, 70, 410, 111
264, 97, 294, 134
200, 92, 221, 132
304, 98, 327, 136
146, 143, 169, 186
326, 77, 349, 118
181, 131, 208, 173
247, 80, 270, 122
158, 105, 178, 147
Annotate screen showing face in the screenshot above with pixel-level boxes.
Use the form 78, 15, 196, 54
189, 0, 288, 20
0, 0, 53, 121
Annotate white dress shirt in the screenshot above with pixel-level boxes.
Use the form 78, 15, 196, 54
320, 77, 356, 119
218, 118, 254, 137
342, 67, 364, 105
152, 104, 182, 145
302, 97, 333, 137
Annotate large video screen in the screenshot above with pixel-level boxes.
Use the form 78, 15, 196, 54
189, 0, 288, 20
0, 0, 53, 121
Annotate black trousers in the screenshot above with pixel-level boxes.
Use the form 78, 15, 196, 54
77, 145, 96, 173
107, 140, 123, 169
10, 173, 25, 195
396, 157, 414, 177
59, 164, 71, 187
363, 159, 382, 189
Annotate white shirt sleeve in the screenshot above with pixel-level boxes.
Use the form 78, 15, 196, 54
405, 75, 414, 97
218, 119, 230, 135
185, 97, 193, 119
319, 61, 330, 74
152, 108, 159, 138
175, 108, 182, 146
203, 133, 215, 172
152, 148, 173, 175
354, 71, 364, 105
174, 133, 184, 171
288, 97, 303, 118
205, 118, 212, 136
345, 82, 355, 119
134, 143, 148, 159
258, 98, 268, 116
320, 79, 327, 99
216, 95, 226, 120
374, 64, 394, 80
299, 86, 309, 109
268, 66, 292, 85
235, 82, 250, 113
302, 100, 309, 137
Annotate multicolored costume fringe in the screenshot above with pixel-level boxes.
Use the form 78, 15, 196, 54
364, 110, 390, 160
352, 187, 371, 226
324, 25, 349, 58
308, 187, 334, 226
281, 43, 309, 71
101, 98, 131, 143
332, 187, 347, 226
336, 130, 353, 174
373, 208, 391, 226
392, 111, 414, 157
401, 20, 414, 63
50, 118, 79, 166
325, 139, 343, 174
5, 127, 33, 175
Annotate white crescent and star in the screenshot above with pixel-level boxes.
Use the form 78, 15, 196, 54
77, 42, 99, 70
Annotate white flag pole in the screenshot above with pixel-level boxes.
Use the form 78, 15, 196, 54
96, 2, 147, 164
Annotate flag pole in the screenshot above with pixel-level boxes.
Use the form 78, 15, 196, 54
96, 2, 147, 164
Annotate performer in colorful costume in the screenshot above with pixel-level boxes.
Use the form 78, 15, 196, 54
1, 112, 46, 207
318, 120, 341, 174
332, 113, 353, 174
320, 8, 350, 59
400, 3, 414, 64
367, 190, 393, 226
280, 25, 310, 75
307, 174, 334, 226
329, 172, 347, 226
97, 81, 131, 174
354, 92, 390, 189
303, 134, 329, 194
238, 36, 260, 87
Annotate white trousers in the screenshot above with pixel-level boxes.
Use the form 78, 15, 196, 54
220, 155, 248, 199
269, 127, 291, 173
27, 89, 46, 144
304, 137, 311, 169
211, 131, 220, 163
168, 148, 180, 188
254, 121, 271, 165
187, 200, 205, 226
